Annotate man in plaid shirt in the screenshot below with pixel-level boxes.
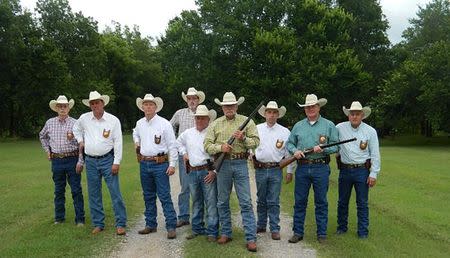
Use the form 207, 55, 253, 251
39, 95, 85, 226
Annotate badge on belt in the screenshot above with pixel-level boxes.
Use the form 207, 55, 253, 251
154, 135, 161, 144
319, 135, 327, 144
360, 140, 368, 150
275, 139, 284, 149
66, 130, 74, 140
103, 129, 111, 138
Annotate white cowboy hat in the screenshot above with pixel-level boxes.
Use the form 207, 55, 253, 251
136, 94, 164, 113
343, 101, 371, 119
297, 94, 327, 107
194, 105, 217, 121
258, 101, 286, 119
214, 92, 245, 106
49, 95, 74, 112
82, 91, 110, 107
181, 87, 205, 104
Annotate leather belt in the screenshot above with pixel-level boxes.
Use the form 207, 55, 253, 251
222, 152, 248, 160
253, 160, 279, 169
189, 163, 210, 171
85, 150, 113, 159
341, 163, 367, 169
141, 154, 168, 163
51, 151, 79, 159
298, 156, 330, 165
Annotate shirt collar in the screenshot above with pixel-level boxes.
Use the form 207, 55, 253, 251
265, 122, 278, 129
90, 111, 106, 121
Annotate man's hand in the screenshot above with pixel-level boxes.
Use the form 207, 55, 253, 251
183, 154, 189, 163
166, 166, 175, 176
293, 150, 305, 159
204, 171, 216, 184
233, 130, 245, 141
221, 143, 233, 153
285, 173, 293, 184
367, 177, 376, 187
112, 164, 120, 175
313, 145, 323, 153
76, 163, 83, 174
47, 152, 52, 161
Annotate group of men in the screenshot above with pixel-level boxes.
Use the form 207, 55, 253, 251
39, 88, 380, 252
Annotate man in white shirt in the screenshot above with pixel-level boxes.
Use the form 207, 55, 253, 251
254, 101, 295, 241
177, 105, 218, 242
133, 94, 178, 239
73, 91, 127, 235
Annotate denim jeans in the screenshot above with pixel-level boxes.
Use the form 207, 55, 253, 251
177, 156, 190, 222
140, 160, 177, 231
293, 163, 330, 237
255, 167, 282, 233
337, 167, 370, 236
85, 153, 127, 229
217, 159, 256, 242
51, 156, 85, 223
188, 169, 219, 237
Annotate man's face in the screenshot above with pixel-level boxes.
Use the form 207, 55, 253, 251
195, 116, 210, 131
56, 103, 69, 117
142, 101, 157, 116
222, 104, 237, 118
89, 99, 104, 113
265, 109, 279, 125
186, 95, 200, 110
348, 110, 363, 127
304, 104, 320, 120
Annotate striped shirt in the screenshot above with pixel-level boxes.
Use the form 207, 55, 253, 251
39, 116, 80, 160
170, 108, 195, 136
204, 114, 259, 155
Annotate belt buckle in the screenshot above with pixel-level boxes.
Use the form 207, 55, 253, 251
230, 153, 237, 159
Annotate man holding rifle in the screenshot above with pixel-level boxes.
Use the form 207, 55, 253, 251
204, 92, 260, 252
286, 94, 339, 244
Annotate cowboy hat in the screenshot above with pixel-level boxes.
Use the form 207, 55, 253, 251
343, 101, 371, 119
214, 92, 245, 106
258, 101, 286, 119
297, 94, 327, 107
49, 95, 74, 112
194, 105, 217, 121
82, 91, 110, 107
136, 94, 164, 113
181, 87, 205, 104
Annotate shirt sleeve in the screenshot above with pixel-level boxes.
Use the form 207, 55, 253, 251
243, 119, 260, 149
176, 131, 187, 155
132, 122, 140, 145
39, 121, 50, 153
112, 118, 123, 165
368, 128, 381, 178
324, 121, 339, 154
73, 116, 84, 143
204, 122, 222, 155
165, 122, 179, 167
169, 111, 179, 134
286, 124, 299, 155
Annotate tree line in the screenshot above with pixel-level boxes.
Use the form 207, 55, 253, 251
1, 0, 449, 138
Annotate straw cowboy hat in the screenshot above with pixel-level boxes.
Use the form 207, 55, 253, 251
49, 95, 74, 112
214, 92, 245, 106
258, 101, 286, 119
136, 94, 164, 113
194, 105, 217, 121
82, 91, 110, 107
343, 101, 371, 119
297, 94, 327, 107
181, 87, 205, 104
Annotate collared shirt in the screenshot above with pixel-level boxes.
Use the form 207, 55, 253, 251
177, 127, 212, 167
255, 122, 295, 173
73, 111, 123, 165
170, 108, 195, 136
287, 115, 339, 159
39, 116, 82, 162
336, 121, 381, 178
204, 114, 259, 155
133, 114, 178, 167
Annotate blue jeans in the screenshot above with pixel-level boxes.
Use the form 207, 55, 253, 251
85, 153, 127, 229
51, 156, 85, 223
140, 160, 177, 231
217, 159, 256, 242
337, 168, 370, 236
255, 167, 282, 232
188, 169, 219, 237
177, 156, 190, 222
293, 163, 330, 237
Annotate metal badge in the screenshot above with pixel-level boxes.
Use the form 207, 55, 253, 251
275, 139, 284, 149
154, 135, 161, 144
360, 140, 368, 150
66, 130, 74, 140
103, 129, 111, 138
319, 135, 327, 144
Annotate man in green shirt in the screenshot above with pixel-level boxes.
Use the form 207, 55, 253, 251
286, 94, 339, 244
204, 92, 259, 252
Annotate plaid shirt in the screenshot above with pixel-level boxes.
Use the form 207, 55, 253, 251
170, 108, 195, 136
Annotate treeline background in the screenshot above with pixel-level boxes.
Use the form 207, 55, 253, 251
1, 0, 449, 137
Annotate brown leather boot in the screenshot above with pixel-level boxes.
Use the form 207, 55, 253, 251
138, 227, 157, 234
271, 232, 281, 240
246, 242, 257, 252
217, 236, 232, 244
167, 230, 177, 239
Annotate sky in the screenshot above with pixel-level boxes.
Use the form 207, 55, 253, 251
20, 0, 432, 45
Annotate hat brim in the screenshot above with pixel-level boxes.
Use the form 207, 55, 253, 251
136, 97, 164, 113
82, 95, 110, 107
214, 96, 245, 106
342, 106, 371, 119
49, 99, 74, 112
258, 105, 286, 119
194, 109, 217, 121
182, 91, 205, 104
297, 98, 327, 107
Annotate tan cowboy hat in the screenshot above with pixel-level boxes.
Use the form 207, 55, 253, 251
297, 94, 327, 107
258, 101, 286, 119
194, 105, 217, 121
214, 92, 245, 106
343, 101, 371, 119
181, 87, 205, 104
82, 91, 110, 107
49, 95, 74, 112
136, 94, 164, 113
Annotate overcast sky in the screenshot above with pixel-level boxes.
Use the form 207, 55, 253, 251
20, 0, 432, 44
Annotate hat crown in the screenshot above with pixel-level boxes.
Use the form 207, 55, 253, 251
265, 101, 279, 109
89, 91, 102, 100
56, 95, 69, 103
222, 92, 237, 102
195, 105, 210, 116
143, 94, 156, 100
305, 94, 319, 104
349, 101, 363, 110
186, 87, 198, 95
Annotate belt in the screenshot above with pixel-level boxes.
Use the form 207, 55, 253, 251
253, 160, 279, 169
222, 152, 248, 160
141, 154, 168, 163
189, 163, 210, 171
298, 156, 330, 165
85, 150, 113, 159
341, 163, 367, 169
51, 151, 78, 159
